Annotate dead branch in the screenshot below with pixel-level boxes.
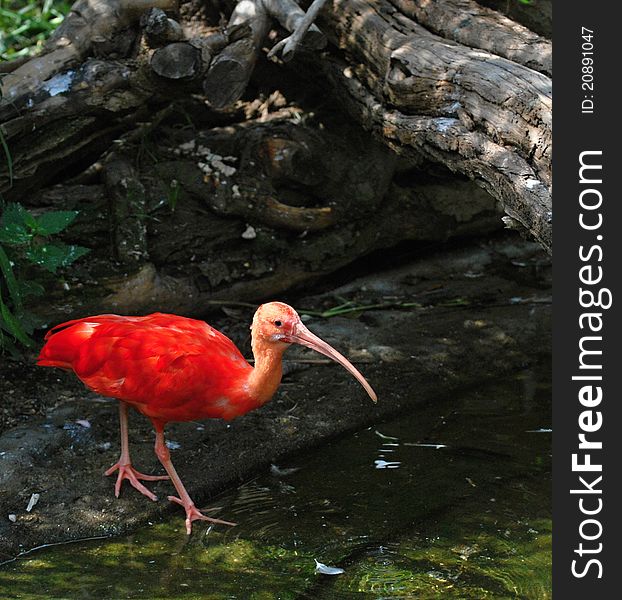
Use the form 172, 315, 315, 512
266, 0, 328, 61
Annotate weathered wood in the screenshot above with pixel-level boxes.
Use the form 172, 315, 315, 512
0, 0, 176, 109
202, 0, 329, 106
0, 28, 235, 197
308, 0, 551, 251
320, 0, 551, 183
389, 0, 551, 76
141, 7, 184, 47
45, 0, 178, 54
0, 55, 31, 74
0, 60, 152, 198
319, 57, 551, 252
151, 42, 202, 78
202, 0, 271, 108
477, 0, 552, 39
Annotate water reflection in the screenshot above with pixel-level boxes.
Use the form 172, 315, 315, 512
0, 369, 551, 598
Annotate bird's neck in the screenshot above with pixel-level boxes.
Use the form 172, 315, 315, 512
246, 338, 286, 406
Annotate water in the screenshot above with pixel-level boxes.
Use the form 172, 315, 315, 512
0, 369, 551, 599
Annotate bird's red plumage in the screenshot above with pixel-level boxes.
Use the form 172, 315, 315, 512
38, 313, 256, 422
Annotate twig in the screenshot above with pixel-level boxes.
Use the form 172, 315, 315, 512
266, 0, 329, 61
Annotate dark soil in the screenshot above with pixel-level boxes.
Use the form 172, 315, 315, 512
1, 361, 81, 435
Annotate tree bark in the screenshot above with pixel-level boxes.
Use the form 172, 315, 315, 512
476, 0, 552, 39
390, 0, 551, 76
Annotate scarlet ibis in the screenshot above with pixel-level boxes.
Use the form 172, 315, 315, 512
38, 302, 377, 533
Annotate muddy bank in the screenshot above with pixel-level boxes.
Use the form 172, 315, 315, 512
0, 237, 551, 560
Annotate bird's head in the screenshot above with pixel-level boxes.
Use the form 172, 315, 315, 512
252, 302, 377, 402
252, 301, 300, 344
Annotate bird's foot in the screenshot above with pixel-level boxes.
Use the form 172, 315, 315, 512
105, 462, 169, 502
167, 496, 237, 534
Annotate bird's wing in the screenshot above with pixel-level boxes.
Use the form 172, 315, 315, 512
38, 313, 250, 413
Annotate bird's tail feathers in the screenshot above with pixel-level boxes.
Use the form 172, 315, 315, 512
38, 316, 117, 369
43, 314, 121, 340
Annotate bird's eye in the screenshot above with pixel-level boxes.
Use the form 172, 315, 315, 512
274, 320, 282, 327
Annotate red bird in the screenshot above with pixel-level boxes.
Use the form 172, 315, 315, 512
38, 302, 377, 533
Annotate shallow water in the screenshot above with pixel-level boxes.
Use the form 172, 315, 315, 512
1, 369, 551, 599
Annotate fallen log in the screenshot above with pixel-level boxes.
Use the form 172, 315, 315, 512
309, 0, 551, 251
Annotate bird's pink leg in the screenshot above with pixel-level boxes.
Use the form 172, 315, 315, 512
153, 423, 236, 534
105, 402, 168, 501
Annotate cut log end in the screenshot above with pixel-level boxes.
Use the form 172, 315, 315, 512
151, 43, 201, 79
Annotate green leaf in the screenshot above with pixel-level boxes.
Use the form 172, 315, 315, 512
0, 202, 34, 244
35, 210, 78, 235
23, 211, 38, 230
0, 244, 21, 310
25, 242, 89, 273
59, 243, 90, 267
0, 222, 31, 245
0, 292, 33, 347
2, 203, 34, 228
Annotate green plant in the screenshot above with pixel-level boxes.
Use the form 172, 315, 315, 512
0, 0, 71, 61
0, 202, 89, 354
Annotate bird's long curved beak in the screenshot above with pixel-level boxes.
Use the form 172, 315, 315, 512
288, 323, 377, 403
